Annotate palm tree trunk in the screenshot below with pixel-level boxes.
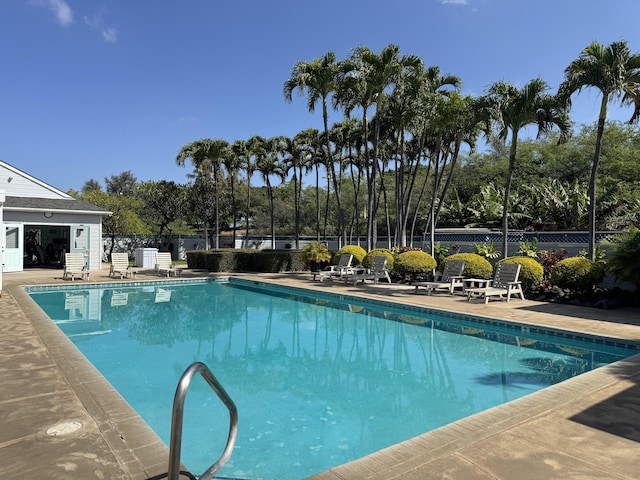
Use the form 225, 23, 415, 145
589, 98, 608, 260
502, 132, 518, 258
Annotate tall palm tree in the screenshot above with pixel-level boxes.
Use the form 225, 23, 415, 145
231, 139, 251, 245
282, 134, 309, 249
337, 44, 423, 250
284, 51, 347, 245
222, 147, 242, 248
485, 79, 570, 257
559, 40, 640, 260
255, 136, 286, 249
176, 138, 229, 250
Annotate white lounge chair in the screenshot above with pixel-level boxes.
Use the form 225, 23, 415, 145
314, 254, 354, 281
63, 253, 89, 281
344, 256, 391, 285
110, 252, 136, 279
414, 260, 466, 294
155, 252, 178, 277
465, 262, 524, 304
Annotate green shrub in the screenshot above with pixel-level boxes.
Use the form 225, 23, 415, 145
332, 245, 367, 265
603, 227, 640, 289
443, 253, 493, 279
363, 248, 394, 269
498, 256, 543, 292
186, 249, 306, 272
186, 250, 207, 269
551, 257, 605, 294
394, 250, 437, 275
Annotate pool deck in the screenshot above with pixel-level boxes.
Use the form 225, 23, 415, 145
1, 265, 639, 479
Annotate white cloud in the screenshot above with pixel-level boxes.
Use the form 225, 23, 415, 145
83, 9, 118, 43
440, 0, 468, 4
31, 0, 74, 26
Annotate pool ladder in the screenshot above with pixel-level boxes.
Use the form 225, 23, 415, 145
168, 362, 238, 480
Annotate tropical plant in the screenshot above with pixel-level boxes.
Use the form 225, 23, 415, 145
302, 241, 332, 264
176, 138, 229, 249
498, 256, 544, 292
432, 242, 449, 265
443, 253, 493, 279
578, 245, 606, 265
473, 241, 501, 259
284, 52, 348, 245
485, 78, 570, 258
602, 227, 640, 289
551, 257, 606, 295
254, 136, 286, 249
559, 40, 640, 260
517, 238, 539, 258
538, 248, 569, 283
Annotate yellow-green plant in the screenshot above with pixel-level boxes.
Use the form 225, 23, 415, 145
332, 245, 367, 265
394, 250, 437, 275
363, 248, 394, 269
551, 257, 605, 294
498, 256, 543, 291
443, 253, 493, 279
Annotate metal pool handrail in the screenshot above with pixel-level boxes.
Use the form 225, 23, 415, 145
168, 361, 238, 480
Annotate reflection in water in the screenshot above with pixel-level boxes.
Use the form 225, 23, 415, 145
28, 281, 635, 480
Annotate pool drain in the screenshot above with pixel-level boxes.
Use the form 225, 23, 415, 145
46, 421, 83, 436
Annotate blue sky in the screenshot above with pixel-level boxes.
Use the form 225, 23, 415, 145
2, 0, 639, 192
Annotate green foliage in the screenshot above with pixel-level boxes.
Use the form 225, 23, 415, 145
332, 245, 367, 265
578, 245, 606, 265
301, 241, 332, 263
498, 256, 544, 292
444, 253, 493, 279
363, 249, 394, 269
517, 238, 538, 258
394, 251, 437, 275
472, 241, 501, 259
433, 242, 449, 265
551, 257, 605, 294
186, 249, 307, 272
603, 228, 640, 289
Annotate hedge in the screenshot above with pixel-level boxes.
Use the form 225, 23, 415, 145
186, 249, 307, 273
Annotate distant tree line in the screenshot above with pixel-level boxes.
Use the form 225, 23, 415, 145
71, 40, 640, 261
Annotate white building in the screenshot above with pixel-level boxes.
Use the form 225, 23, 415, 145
0, 160, 109, 275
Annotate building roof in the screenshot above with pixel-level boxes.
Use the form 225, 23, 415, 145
3, 196, 110, 215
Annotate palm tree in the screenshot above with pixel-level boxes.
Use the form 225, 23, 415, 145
559, 40, 640, 260
282, 134, 311, 249
176, 138, 229, 250
337, 44, 423, 250
485, 79, 570, 258
254, 136, 286, 249
222, 147, 242, 248
284, 51, 347, 245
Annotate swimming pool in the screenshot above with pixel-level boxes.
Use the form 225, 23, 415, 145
27, 279, 638, 479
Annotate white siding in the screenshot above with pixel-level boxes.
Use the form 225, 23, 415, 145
0, 162, 70, 199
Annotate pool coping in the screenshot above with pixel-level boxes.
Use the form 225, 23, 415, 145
3, 269, 640, 479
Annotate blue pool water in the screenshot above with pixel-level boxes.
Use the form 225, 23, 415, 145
28, 279, 637, 479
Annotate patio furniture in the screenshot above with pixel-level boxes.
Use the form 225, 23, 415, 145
155, 252, 179, 277
63, 253, 89, 281
343, 256, 391, 285
465, 263, 524, 303
313, 254, 354, 281
110, 252, 136, 279
413, 260, 466, 295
